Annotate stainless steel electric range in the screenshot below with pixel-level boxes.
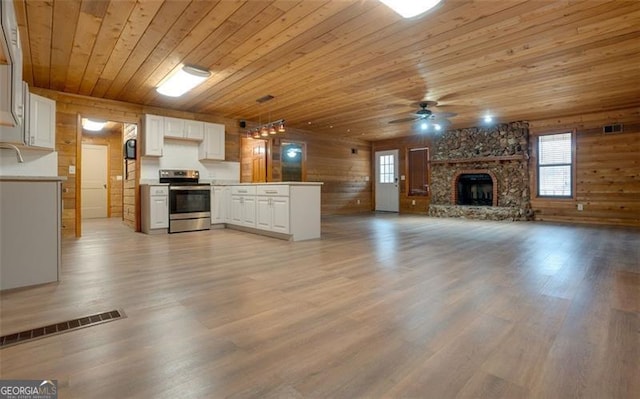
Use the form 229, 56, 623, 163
159, 169, 211, 233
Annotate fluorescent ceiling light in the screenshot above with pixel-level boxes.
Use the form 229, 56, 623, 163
82, 118, 107, 132
379, 0, 442, 18
156, 65, 211, 97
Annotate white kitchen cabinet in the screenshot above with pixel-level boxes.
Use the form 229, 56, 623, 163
256, 185, 290, 234
26, 93, 56, 149
229, 185, 256, 228
141, 185, 169, 233
143, 114, 164, 157
0, 0, 22, 128
1, 178, 62, 291
198, 122, 225, 161
164, 117, 204, 141
211, 186, 229, 224
0, 81, 27, 144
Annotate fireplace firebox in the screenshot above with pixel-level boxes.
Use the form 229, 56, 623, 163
456, 173, 494, 206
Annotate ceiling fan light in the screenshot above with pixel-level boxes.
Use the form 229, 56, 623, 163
156, 65, 211, 97
420, 121, 428, 131
379, 0, 442, 18
82, 118, 107, 132
434, 123, 442, 131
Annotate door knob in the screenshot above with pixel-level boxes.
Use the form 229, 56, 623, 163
103, 184, 107, 188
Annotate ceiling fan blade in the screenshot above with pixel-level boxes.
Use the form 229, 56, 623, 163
433, 111, 457, 118
388, 116, 418, 124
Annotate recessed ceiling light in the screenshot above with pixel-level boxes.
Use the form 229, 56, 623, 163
82, 118, 107, 132
156, 65, 211, 97
379, 0, 442, 18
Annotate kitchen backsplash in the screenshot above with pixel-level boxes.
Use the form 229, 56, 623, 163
0, 149, 58, 176
140, 140, 239, 183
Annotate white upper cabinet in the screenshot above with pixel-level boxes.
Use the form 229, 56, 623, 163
198, 122, 225, 161
143, 114, 164, 157
0, 0, 23, 128
164, 116, 204, 141
26, 93, 55, 150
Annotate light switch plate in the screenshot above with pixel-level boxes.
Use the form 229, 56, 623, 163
68, 165, 76, 175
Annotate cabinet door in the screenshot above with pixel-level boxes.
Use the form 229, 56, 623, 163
211, 187, 226, 224
242, 195, 256, 227
271, 197, 290, 234
0, 65, 13, 126
0, 79, 25, 143
256, 196, 271, 230
199, 122, 225, 160
28, 93, 56, 149
185, 120, 204, 141
150, 196, 168, 228
164, 117, 185, 139
229, 195, 243, 225
143, 114, 163, 156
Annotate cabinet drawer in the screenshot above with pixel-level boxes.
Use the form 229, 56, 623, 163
231, 186, 256, 195
150, 186, 168, 196
257, 185, 289, 196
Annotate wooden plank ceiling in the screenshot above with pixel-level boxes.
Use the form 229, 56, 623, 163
14, 0, 640, 140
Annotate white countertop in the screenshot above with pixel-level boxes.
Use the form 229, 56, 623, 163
0, 176, 67, 182
213, 182, 324, 186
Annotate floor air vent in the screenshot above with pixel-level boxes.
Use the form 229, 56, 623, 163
0, 309, 126, 349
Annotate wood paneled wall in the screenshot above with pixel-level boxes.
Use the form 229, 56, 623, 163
241, 128, 372, 215
32, 88, 241, 237
123, 123, 137, 230
372, 135, 434, 214
529, 107, 640, 227
81, 125, 124, 218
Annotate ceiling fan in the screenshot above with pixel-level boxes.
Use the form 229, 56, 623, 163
388, 101, 456, 131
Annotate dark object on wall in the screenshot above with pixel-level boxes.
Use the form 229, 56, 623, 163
239, 120, 247, 128
603, 124, 623, 134
124, 139, 136, 159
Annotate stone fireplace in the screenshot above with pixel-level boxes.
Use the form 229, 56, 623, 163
428, 122, 531, 221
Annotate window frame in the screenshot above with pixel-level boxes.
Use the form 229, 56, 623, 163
407, 146, 430, 197
536, 130, 576, 199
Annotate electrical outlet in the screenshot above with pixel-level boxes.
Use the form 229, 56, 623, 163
412, 200, 416, 205
577, 203, 584, 211
356, 199, 361, 205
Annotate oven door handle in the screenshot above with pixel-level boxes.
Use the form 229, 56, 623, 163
169, 186, 209, 191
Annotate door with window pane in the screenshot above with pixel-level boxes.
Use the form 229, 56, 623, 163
375, 150, 399, 212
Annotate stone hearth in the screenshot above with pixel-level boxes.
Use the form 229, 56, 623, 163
428, 122, 531, 221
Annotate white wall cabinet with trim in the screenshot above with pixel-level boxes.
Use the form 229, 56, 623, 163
26, 93, 56, 149
198, 122, 225, 161
164, 117, 204, 141
141, 185, 169, 233
142, 114, 164, 157
0, 0, 23, 128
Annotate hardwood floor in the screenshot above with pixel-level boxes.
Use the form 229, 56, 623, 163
1, 215, 638, 398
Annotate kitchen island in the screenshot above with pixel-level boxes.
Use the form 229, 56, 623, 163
212, 182, 322, 241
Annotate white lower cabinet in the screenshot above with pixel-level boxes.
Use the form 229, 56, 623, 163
256, 185, 290, 234
221, 183, 320, 241
211, 186, 229, 224
229, 185, 256, 228
141, 185, 169, 233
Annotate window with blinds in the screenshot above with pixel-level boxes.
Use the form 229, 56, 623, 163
538, 132, 573, 197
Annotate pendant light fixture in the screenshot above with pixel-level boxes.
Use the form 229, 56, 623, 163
246, 95, 286, 139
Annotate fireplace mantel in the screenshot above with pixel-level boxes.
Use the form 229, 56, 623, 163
431, 155, 525, 165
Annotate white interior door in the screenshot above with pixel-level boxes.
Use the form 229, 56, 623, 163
82, 144, 108, 219
375, 150, 399, 212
